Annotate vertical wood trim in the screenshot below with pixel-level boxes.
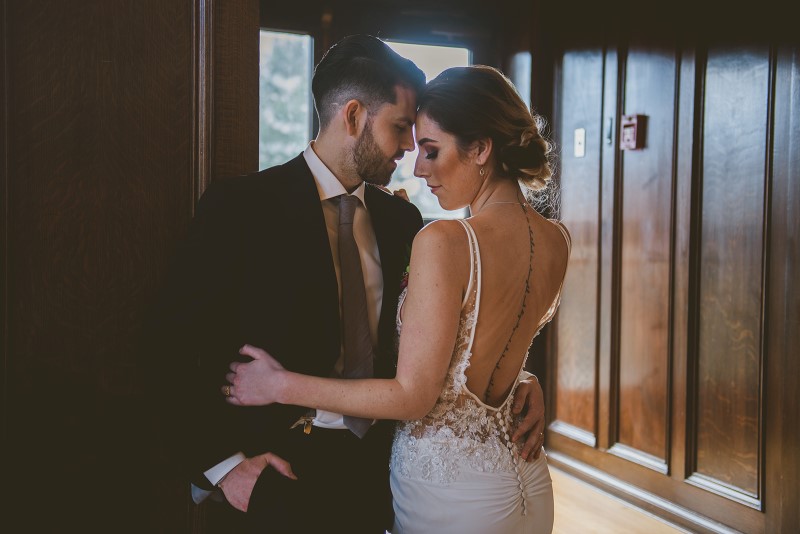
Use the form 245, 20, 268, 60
546, 53, 563, 428
193, 0, 214, 204
609, 43, 627, 449
189, 2, 214, 531
1, 0, 7, 440
685, 44, 707, 479
665, 45, 681, 473
530, 0, 555, 142
597, 44, 619, 451
765, 43, 800, 533
671, 45, 696, 482
756, 43, 777, 508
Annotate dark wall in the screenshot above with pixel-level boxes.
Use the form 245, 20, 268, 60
4, 1, 194, 531
2, 1, 258, 532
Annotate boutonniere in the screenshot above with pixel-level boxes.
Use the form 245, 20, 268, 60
399, 244, 412, 291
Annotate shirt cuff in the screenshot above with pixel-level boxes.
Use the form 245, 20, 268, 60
204, 452, 247, 486
191, 484, 215, 504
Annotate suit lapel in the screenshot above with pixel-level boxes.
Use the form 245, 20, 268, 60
280, 156, 337, 279
276, 156, 341, 369
267, 166, 407, 374
365, 186, 403, 330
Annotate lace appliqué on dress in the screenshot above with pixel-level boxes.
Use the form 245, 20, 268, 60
391, 220, 530, 490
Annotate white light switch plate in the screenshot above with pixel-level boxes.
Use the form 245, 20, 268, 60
574, 128, 586, 158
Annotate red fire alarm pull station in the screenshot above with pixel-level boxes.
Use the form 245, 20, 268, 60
620, 114, 647, 150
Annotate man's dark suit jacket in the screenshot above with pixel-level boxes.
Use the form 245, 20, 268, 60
146, 154, 423, 481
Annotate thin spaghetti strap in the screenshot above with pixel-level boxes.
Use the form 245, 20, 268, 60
537, 220, 572, 329
398, 220, 479, 328
456, 219, 482, 372
456, 219, 481, 309
549, 219, 572, 254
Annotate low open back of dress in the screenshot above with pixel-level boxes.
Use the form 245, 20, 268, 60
390, 215, 570, 532
396, 216, 572, 414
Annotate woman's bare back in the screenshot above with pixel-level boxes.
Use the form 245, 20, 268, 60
461, 203, 570, 407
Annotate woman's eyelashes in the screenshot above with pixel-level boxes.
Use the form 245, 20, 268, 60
424, 149, 438, 160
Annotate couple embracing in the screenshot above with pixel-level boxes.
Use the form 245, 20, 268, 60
149, 34, 569, 534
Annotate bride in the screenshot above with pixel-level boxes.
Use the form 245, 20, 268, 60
225, 65, 570, 534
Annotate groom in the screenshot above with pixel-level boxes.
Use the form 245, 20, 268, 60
148, 35, 546, 533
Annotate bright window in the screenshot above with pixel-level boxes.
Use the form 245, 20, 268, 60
259, 30, 313, 171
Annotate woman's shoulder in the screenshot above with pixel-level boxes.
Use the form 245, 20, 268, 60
411, 219, 472, 263
409, 220, 473, 293
416, 218, 469, 242
539, 218, 571, 284
545, 218, 572, 252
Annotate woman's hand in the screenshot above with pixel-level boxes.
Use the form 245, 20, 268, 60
375, 185, 410, 202
223, 344, 287, 406
392, 188, 410, 202
511, 377, 546, 461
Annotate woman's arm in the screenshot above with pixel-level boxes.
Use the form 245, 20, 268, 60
225, 221, 467, 421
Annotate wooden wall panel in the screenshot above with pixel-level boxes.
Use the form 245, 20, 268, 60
597, 46, 620, 451
553, 49, 603, 439
213, 0, 259, 179
694, 46, 769, 500
4, 1, 194, 531
670, 46, 696, 483
766, 44, 800, 533
616, 46, 676, 463
1, 0, 7, 407
4, 0, 261, 531
548, 40, 798, 534
547, 5, 798, 532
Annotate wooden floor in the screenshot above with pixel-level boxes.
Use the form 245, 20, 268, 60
551, 467, 686, 534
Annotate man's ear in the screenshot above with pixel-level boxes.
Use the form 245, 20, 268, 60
343, 99, 367, 137
473, 138, 493, 166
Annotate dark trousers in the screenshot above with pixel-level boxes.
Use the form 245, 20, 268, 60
209, 422, 394, 534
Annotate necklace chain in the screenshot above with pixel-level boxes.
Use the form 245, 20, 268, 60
485, 200, 535, 403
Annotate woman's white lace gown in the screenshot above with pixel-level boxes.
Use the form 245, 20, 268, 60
390, 219, 568, 534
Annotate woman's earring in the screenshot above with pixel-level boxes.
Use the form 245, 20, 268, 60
479, 166, 485, 177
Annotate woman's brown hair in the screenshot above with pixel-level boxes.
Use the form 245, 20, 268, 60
418, 65, 552, 191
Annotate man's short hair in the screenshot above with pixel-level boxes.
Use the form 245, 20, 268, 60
312, 34, 426, 129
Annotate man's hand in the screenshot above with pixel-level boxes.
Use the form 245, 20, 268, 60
218, 452, 297, 512
511, 377, 546, 461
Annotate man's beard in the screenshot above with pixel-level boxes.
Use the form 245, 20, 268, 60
352, 120, 397, 186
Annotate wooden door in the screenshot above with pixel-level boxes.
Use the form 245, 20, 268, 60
548, 38, 800, 533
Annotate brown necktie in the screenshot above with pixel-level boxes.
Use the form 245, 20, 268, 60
338, 194, 374, 438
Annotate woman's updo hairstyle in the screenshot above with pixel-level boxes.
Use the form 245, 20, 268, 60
417, 65, 552, 191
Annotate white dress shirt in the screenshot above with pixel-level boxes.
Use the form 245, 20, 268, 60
305, 142, 383, 428
196, 143, 383, 497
